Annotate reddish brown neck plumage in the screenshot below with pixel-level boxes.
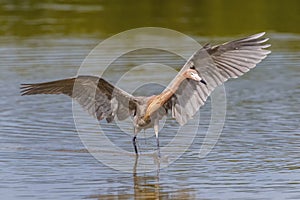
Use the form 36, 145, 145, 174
143, 73, 186, 121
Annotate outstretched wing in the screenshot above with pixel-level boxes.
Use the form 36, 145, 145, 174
20, 76, 138, 122
168, 32, 271, 125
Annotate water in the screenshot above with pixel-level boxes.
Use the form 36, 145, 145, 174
1, 1, 300, 199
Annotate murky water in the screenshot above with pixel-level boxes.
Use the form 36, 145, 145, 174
1, 1, 300, 199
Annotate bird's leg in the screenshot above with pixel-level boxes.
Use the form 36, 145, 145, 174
133, 128, 139, 155
154, 119, 160, 157
132, 136, 138, 155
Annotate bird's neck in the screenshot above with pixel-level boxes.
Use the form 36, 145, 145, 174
143, 74, 186, 120
159, 74, 186, 101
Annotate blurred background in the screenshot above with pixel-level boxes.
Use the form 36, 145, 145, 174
1, 0, 299, 199
1, 0, 300, 37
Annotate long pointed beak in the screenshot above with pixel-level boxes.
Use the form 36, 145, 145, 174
200, 79, 207, 85
192, 74, 202, 82
192, 73, 206, 85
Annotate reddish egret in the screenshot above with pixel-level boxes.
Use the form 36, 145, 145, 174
21, 32, 271, 155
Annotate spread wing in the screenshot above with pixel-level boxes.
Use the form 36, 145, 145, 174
20, 76, 138, 122
168, 32, 271, 125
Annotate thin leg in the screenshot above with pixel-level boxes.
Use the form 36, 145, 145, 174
155, 134, 161, 157
154, 119, 160, 156
156, 136, 160, 149
132, 135, 138, 155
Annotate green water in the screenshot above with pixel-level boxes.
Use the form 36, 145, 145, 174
1, 0, 300, 38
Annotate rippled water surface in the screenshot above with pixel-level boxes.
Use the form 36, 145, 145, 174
1, 1, 300, 199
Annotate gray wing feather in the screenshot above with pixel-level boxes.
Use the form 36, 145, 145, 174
169, 32, 271, 125
20, 76, 137, 122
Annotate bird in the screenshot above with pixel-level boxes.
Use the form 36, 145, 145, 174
20, 32, 271, 155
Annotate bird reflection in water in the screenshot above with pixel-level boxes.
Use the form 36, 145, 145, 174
87, 155, 196, 199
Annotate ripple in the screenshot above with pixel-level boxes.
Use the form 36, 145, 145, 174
1, 33, 300, 199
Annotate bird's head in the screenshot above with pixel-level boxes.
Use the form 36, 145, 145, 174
184, 69, 200, 81
184, 69, 207, 85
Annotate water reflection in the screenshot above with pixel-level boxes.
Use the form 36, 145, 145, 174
87, 156, 196, 199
